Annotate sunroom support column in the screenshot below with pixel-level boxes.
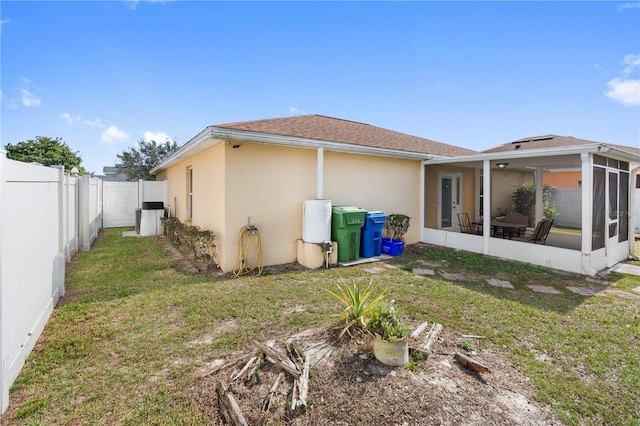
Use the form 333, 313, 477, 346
580, 153, 596, 275
483, 160, 491, 254
630, 165, 640, 259
535, 166, 544, 223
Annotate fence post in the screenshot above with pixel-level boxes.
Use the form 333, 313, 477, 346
138, 179, 144, 207
0, 150, 6, 414
78, 175, 90, 251
51, 166, 66, 298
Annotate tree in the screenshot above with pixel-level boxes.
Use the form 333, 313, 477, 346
3, 136, 87, 174
512, 183, 558, 226
116, 139, 178, 181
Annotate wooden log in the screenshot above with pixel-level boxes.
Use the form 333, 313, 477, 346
262, 372, 285, 412
254, 341, 300, 377
454, 351, 492, 374
460, 334, 487, 339
203, 355, 250, 378
416, 323, 442, 358
411, 321, 429, 339
294, 354, 310, 413
216, 382, 248, 426
230, 355, 258, 382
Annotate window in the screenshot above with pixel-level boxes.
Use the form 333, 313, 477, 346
188, 167, 193, 220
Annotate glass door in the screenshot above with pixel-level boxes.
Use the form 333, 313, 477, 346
438, 173, 462, 230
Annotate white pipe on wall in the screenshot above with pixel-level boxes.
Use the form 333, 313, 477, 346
317, 147, 324, 199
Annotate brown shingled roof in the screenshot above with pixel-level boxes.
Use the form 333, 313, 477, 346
215, 114, 477, 157
483, 135, 640, 157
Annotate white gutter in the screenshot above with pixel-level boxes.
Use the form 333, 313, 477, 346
152, 126, 448, 174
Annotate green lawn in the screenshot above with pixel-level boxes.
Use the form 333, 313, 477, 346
3, 228, 639, 425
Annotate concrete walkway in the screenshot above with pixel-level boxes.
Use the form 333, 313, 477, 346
608, 262, 640, 277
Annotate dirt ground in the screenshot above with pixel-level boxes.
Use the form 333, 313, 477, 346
162, 238, 563, 425
190, 327, 562, 426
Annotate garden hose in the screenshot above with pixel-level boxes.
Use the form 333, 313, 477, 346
232, 224, 264, 278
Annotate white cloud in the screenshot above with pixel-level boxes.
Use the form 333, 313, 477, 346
59, 112, 80, 125
604, 54, 640, 107
101, 125, 129, 144
84, 118, 104, 127
143, 130, 173, 143
289, 106, 306, 115
20, 89, 41, 107
617, 2, 640, 11
605, 78, 640, 106
622, 54, 640, 75
124, 0, 173, 9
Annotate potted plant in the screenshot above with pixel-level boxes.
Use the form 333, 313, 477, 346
367, 303, 410, 366
382, 213, 410, 256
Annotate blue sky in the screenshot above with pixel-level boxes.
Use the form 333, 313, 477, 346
1, 1, 639, 174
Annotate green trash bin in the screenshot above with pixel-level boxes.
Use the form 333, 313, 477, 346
331, 206, 367, 262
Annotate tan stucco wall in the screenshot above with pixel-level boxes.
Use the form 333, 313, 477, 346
323, 152, 421, 243
423, 166, 534, 227
224, 143, 316, 272
423, 165, 478, 228
157, 141, 423, 272
491, 169, 533, 216
156, 142, 228, 268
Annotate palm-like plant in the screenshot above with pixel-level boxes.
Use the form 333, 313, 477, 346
325, 279, 387, 337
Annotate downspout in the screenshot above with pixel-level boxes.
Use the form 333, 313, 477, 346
580, 153, 598, 275
535, 166, 544, 223
317, 147, 323, 199
630, 165, 640, 260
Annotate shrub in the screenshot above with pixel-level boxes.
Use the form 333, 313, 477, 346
161, 217, 217, 267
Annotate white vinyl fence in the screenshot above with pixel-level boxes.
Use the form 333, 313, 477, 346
552, 187, 640, 233
0, 152, 103, 414
103, 180, 167, 228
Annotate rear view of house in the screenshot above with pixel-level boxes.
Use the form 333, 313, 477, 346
151, 115, 475, 272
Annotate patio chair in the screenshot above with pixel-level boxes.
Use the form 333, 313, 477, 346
514, 218, 554, 244
502, 212, 529, 238
457, 213, 482, 235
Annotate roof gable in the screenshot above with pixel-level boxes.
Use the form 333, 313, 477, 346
215, 114, 477, 157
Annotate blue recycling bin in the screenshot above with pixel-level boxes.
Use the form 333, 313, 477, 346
360, 211, 386, 258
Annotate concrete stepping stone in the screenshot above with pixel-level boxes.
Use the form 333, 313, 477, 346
527, 285, 562, 294
633, 286, 640, 294
485, 278, 513, 288
602, 289, 640, 299
362, 266, 385, 274
566, 286, 599, 296
441, 272, 466, 281
413, 267, 435, 276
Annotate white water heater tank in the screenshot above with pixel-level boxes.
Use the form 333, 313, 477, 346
302, 199, 332, 243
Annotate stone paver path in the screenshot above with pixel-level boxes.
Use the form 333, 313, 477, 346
486, 278, 514, 289
441, 272, 466, 281
406, 262, 639, 300
566, 286, 599, 296
602, 289, 640, 299
527, 285, 563, 294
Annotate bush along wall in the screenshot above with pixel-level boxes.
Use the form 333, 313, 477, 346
162, 217, 217, 268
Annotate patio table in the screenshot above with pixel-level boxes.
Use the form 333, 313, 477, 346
489, 221, 527, 239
